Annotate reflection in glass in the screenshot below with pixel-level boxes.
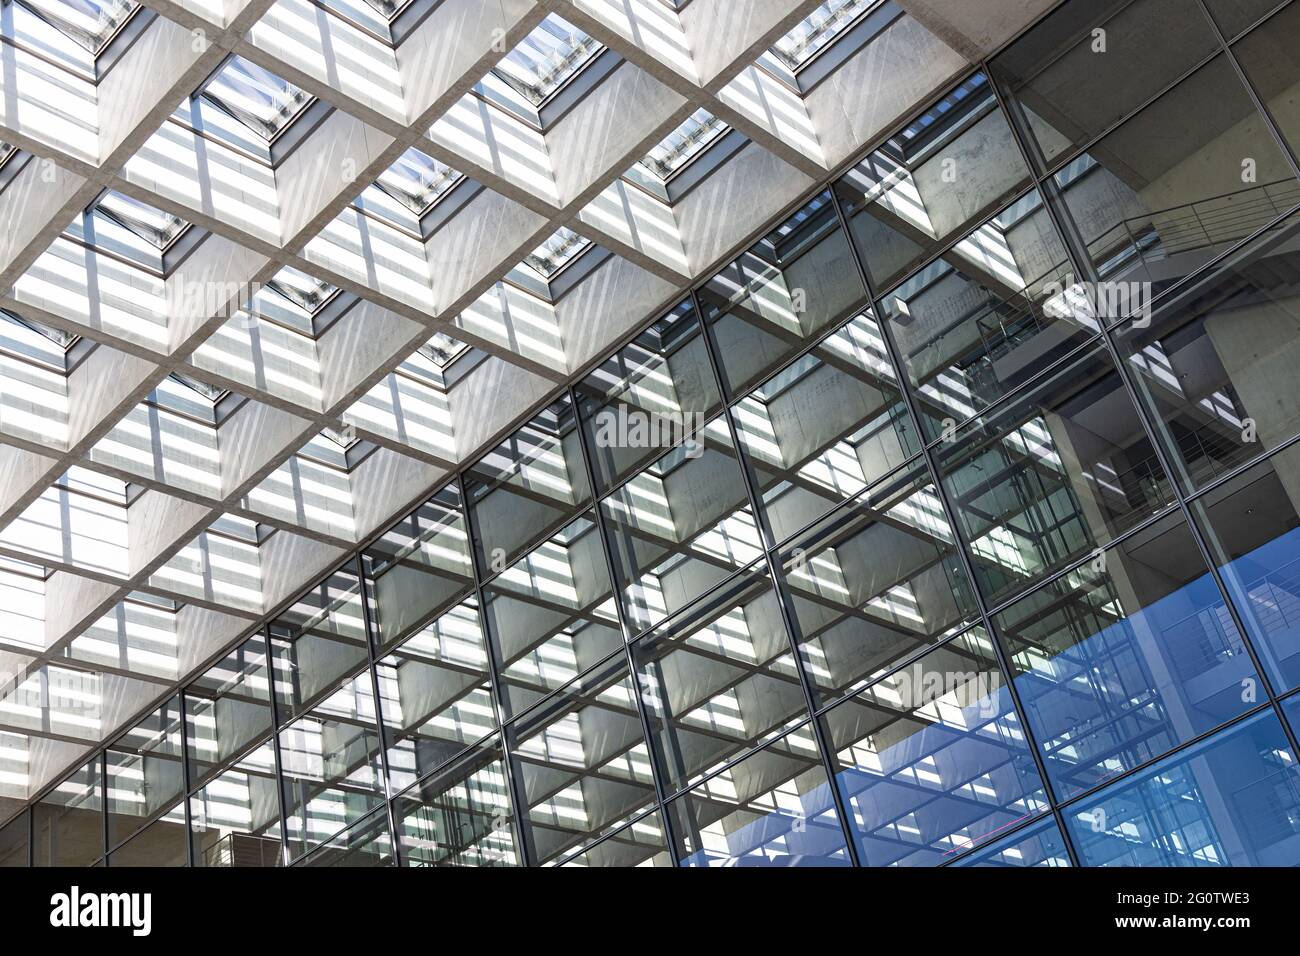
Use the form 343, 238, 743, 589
33, 758, 102, 867
1068, 710, 1300, 865
0, 811, 27, 867
936, 343, 1173, 607
395, 743, 519, 867
950, 815, 1071, 867
185, 635, 272, 788
997, 513, 1259, 798
634, 567, 807, 793
556, 812, 671, 867
733, 311, 918, 542
109, 803, 186, 866
668, 725, 850, 866
780, 461, 977, 708
269, 563, 368, 720
298, 809, 392, 866
107, 696, 185, 849
822, 627, 1049, 866
189, 750, 282, 867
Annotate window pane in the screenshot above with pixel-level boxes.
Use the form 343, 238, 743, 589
936, 343, 1175, 607
106, 695, 185, 849
270, 562, 369, 720
465, 395, 591, 574
733, 311, 919, 541
950, 815, 1071, 867
601, 417, 764, 635
1206, 0, 1288, 38
1233, 3, 1300, 167
699, 191, 867, 397
376, 598, 496, 791
365, 484, 473, 654
667, 725, 851, 866
634, 567, 807, 793
480, 513, 622, 720
33, 758, 101, 867
834, 74, 1031, 293
185, 634, 272, 787
394, 742, 520, 867
822, 626, 1049, 866
511, 656, 656, 865
992, 0, 1220, 168
1115, 212, 1300, 494
1056, 55, 1297, 292
577, 300, 722, 496
556, 812, 671, 867
108, 803, 186, 866
1067, 710, 1300, 865
1193, 451, 1300, 691
189, 752, 283, 867
779, 461, 978, 709
996, 512, 1259, 799
280, 671, 386, 859
298, 809, 392, 867
0, 812, 28, 867
879, 191, 1093, 436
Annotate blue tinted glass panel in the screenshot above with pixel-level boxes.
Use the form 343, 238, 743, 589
1068, 711, 1300, 866
951, 815, 1071, 867
821, 627, 1049, 866
997, 513, 1260, 799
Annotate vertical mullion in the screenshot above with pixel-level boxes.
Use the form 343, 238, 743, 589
265, 627, 294, 867
355, 553, 403, 867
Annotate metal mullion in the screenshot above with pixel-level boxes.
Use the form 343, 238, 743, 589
178, 691, 194, 866
827, 187, 1082, 866
564, 383, 683, 866
691, 287, 865, 868
355, 553, 404, 867
456, 471, 538, 868
264, 626, 294, 867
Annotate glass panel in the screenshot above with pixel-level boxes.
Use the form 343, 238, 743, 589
280, 671, 386, 859
1233, 2, 1300, 165
1055, 55, 1298, 292
269, 562, 369, 720
185, 634, 272, 787
733, 311, 919, 540
556, 812, 671, 867
700, 191, 867, 397
298, 809, 392, 866
1205, 0, 1287, 38
936, 342, 1175, 608
108, 803, 186, 866
365, 484, 473, 653
1068, 710, 1300, 865
375, 147, 461, 215
769, 0, 879, 70
480, 513, 622, 720
0, 812, 27, 867
394, 742, 520, 867
492, 13, 601, 105
189, 751, 283, 867
997, 512, 1259, 799
524, 226, 591, 278
201, 56, 313, 141
33, 758, 101, 867
511, 656, 656, 865
1194, 452, 1300, 691
1115, 212, 1300, 494
880, 191, 1094, 435
834, 74, 1031, 294
600, 417, 764, 635
94, 190, 188, 249
465, 395, 591, 573
779, 461, 978, 709
634, 567, 808, 793
667, 726, 851, 866
376, 598, 496, 791
640, 109, 728, 179
106, 696, 185, 849
950, 815, 1072, 867
991, 0, 1220, 168
822, 627, 1049, 866
18, 0, 138, 54
577, 299, 722, 496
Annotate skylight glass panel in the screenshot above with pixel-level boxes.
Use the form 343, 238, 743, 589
418, 331, 468, 369
770, 0, 878, 70
640, 109, 727, 180
0, 142, 14, 168
525, 226, 590, 277
375, 148, 461, 215
95, 191, 188, 249
492, 14, 602, 105
169, 371, 227, 403
17, 0, 139, 55
266, 265, 337, 314
201, 56, 313, 141
3, 309, 79, 352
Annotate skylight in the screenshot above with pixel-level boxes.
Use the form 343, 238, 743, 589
418, 331, 469, 369
16, 0, 139, 55
640, 109, 728, 180
492, 14, 602, 106
94, 191, 188, 249
265, 265, 337, 314
525, 226, 590, 277
0, 142, 15, 169
201, 56, 314, 141
169, 371, 228, 403
375, 148, 461, 215
769, 0, 878, 70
